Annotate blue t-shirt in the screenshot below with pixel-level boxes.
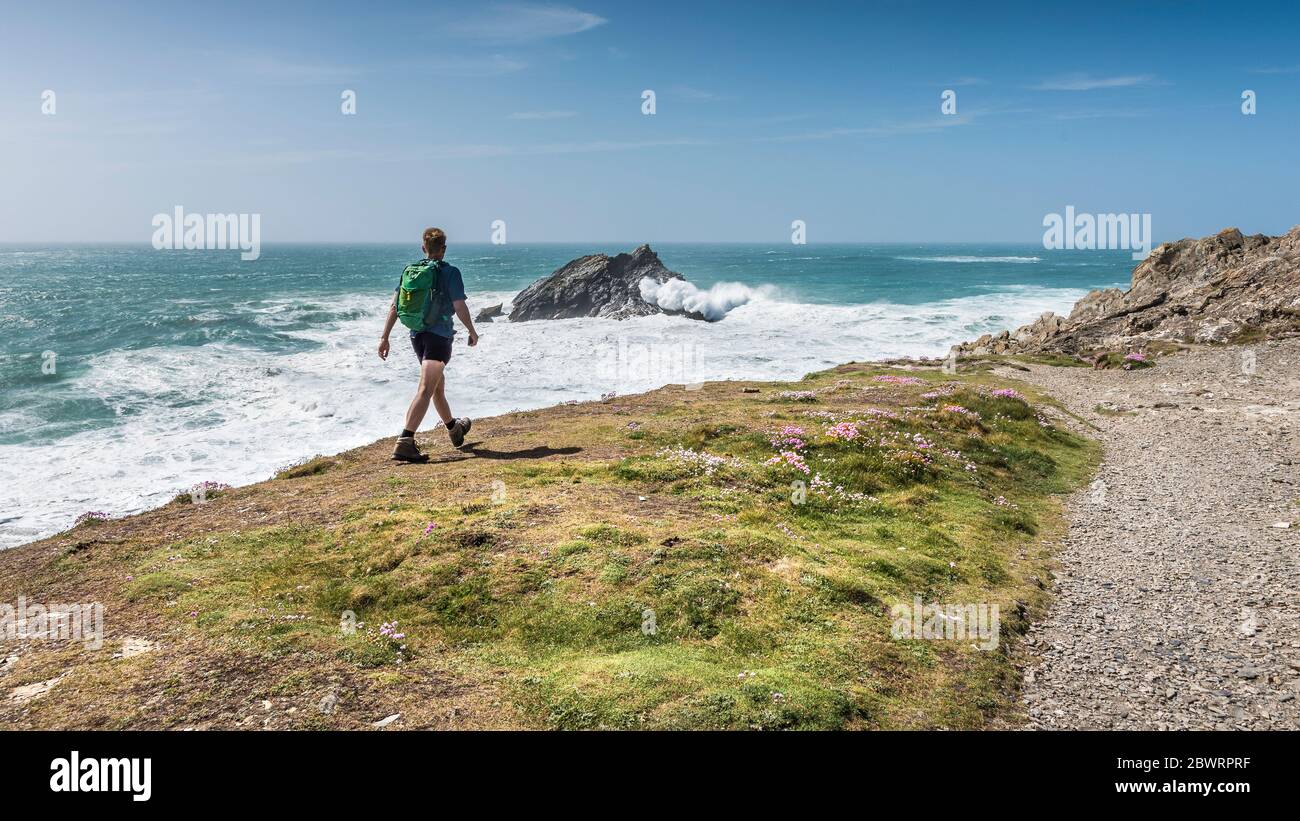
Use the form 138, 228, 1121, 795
395, 261, 466, 338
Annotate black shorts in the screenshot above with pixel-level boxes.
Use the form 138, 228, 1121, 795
411, 332, 452, 364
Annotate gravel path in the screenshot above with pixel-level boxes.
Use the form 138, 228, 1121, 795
1010, 339, 1300, 729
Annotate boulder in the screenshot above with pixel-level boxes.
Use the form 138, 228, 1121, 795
475, 303, 503, 323
508, 244, 692, 321
956, 225, 1300, 355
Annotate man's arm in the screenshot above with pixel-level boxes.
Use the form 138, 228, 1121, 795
378, 294, 398, 359
453, 300, 479, 346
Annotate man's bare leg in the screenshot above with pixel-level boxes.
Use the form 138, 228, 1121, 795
432, 371, 453, 426
404, 359, 451, 433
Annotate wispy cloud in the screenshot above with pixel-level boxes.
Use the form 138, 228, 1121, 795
223, 51, 527, 82
228, 137, 709, 166
946, 76, 988, 87
402, 54, 528, 77
1249, 64, 1300, 75
229, 55, 363, 84
416, 137, 710, 159
231, 148, 372, 165
445, 3, 608, 43
509, 110, 578, 120
760, 114, 974, 143
671, 85, 730, 102
743, 112, 816, 126
1030, 73, 1159, 91
1052, 108, 1149, 121
0, 116, 195, 141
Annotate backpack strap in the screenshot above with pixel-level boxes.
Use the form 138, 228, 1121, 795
426, 260, 448, 325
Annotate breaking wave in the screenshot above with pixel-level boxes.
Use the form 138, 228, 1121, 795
637, 277, 763, 321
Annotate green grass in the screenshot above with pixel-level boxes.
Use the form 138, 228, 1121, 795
275, 455, 338, 479
7, 363, 1098, 730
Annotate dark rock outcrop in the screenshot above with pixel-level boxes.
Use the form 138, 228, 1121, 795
475, 303, 503, 323
508, 244, 689, 321
957, 226, 1300, 355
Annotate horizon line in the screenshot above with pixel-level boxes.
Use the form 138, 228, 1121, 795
0, 239, 1144, 247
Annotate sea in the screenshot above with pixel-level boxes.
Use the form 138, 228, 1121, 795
0, 242, 1133, 548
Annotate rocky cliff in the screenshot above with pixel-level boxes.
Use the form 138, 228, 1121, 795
508, 244, 693, 321
957, 226, 1300, 356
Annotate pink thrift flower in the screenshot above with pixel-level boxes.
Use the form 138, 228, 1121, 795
872, 375, 924, 385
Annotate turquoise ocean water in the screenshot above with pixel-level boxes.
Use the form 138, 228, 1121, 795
0, 242, 1132, 546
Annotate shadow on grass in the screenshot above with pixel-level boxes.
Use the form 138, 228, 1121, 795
462, 442, 582, 460
392, 454, 473, 466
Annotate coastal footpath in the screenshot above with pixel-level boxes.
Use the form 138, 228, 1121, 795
960, 224, 1300, 728
958, 225, 1300, 728
1002, 339, 1299, 729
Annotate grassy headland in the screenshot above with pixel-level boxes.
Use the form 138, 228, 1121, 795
0, 362, 1098, 729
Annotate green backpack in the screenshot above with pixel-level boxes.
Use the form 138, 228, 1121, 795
396, 258, 451, 331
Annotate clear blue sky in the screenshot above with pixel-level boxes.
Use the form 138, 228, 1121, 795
2, 0, 1297, 243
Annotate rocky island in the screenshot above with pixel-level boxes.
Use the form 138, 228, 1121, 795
508, 244, 709, 321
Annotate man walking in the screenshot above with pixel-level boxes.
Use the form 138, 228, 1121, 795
378, 227, 479, 463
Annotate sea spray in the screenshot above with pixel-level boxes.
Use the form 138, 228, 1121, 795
638, 276, 759, 321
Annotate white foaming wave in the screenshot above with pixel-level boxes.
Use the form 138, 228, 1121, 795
0, 408, 46, 438
637, 277, 768, 321
895, 255, 1042, 263
0, 284, 1086, 549
697, 286, 1086, 366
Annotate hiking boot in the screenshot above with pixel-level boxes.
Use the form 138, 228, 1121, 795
391, 436, 429, 463
447, 417, 471, 448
